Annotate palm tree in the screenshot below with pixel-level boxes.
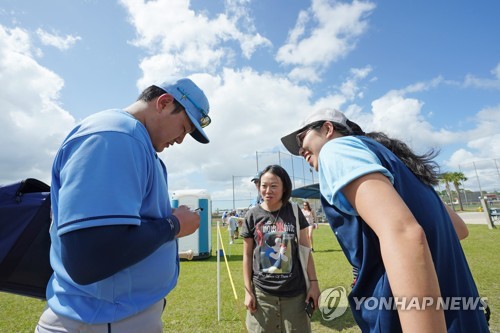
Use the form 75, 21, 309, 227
439, 172, 468, 211
450, 172, 468, 211
439, 172, 455, 210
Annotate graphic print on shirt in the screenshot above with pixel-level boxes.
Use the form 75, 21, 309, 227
255, 217, 295, 275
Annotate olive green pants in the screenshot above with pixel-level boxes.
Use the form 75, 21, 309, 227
246, 288, 311, 333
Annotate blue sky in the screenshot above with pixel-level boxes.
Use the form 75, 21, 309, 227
0, 0, 499, 209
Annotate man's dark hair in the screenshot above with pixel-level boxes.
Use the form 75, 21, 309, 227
137, 85, 184, 114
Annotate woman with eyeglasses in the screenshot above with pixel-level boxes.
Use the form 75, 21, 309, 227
301, 201, 317, 252
281, 108, 488, 333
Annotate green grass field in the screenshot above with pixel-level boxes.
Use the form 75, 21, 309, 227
1, 224, 498, 333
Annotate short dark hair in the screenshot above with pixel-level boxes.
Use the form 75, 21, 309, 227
137, 85, 184, 114
260, 164, 292, 204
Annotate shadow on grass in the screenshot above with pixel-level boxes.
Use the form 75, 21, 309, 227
313, 249, 343, 253
182, 253, 244, 262
208, 253, 243, 262
182, 248, 343, 262
312, 307, 359, 331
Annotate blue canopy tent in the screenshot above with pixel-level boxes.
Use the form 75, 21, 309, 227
291, 183, 320, 199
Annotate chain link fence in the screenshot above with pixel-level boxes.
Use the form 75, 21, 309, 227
458, 159, 500, 196
211, 151, 320, 217
436, 158, 500, 210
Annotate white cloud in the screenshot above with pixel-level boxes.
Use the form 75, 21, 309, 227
36, 28, 81, 50
366, 80, 459, 153
120, 0, 271, 78
366, 86, 500, 192
288, 66, 321, 82
492, 63, 500, 79
445, 138, 500, 193
351, 66, 372, 79
463, 63, 500, 90
1, 26, 34, 56
276, 0, 375, 81
0, 25, 75, 184
340, 65, 373, 100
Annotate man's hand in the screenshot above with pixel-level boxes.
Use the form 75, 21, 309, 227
173, 205, 200, 238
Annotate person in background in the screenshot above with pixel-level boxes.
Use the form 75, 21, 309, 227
36, 77, 212, 333
231, 210, 241, 238
301, 201, 317, 252
250, 171, 262, 207
241, 165, 320, 333
281, 108, 487, 332
221, 211, 228, 226
227, 212, 239, 244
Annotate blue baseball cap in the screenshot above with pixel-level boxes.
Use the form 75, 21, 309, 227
251, 171, 262, 183
156, 77, 211, 144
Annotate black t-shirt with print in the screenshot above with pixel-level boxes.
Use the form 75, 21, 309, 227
240, 202, 309, 297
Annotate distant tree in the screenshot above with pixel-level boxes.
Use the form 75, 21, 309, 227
439, 173, 456, 210
451, 172, 468, 210
440, 172, 468, 211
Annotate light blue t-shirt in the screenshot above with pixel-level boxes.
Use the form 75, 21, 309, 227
318, 136, 394, 214
47, 109, 179, 324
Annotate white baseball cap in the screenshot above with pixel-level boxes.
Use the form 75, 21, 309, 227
281, 108, 362, 155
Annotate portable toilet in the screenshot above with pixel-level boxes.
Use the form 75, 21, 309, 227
171, 189, 211, 259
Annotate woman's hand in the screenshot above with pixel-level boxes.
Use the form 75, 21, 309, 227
244, 288, 257, 313
307, 281, 321, 311
243, 238, 257, 313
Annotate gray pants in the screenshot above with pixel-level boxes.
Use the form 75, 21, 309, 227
35, 299, 165, 333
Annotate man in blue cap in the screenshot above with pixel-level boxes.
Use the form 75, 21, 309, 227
250, 171, 262, 207
36, 78, 212, 333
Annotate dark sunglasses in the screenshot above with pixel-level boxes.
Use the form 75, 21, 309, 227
295, 121, 325, 149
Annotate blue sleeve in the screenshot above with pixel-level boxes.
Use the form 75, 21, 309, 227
61, 215, 180, 285
318, 136, 394, 215
56, 132, 150, 235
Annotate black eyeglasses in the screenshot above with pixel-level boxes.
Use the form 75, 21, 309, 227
176, 87, 211, 128
295, 121, 325, 149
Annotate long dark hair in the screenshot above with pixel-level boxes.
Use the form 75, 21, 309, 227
259, 164, 292, 204
332, 123, 440, 186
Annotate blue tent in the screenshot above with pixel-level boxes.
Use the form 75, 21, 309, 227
291, 183, 320, 199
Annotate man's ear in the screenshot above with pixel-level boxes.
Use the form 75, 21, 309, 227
156, 93, 175, 111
